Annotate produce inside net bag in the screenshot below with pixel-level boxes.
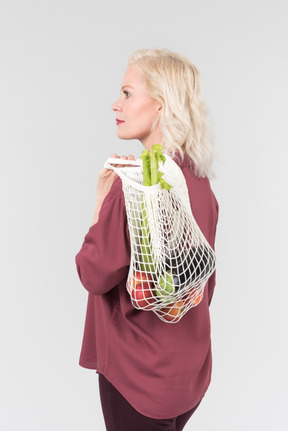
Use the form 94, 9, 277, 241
104, 144, 216, 323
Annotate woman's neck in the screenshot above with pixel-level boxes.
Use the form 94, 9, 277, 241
140, 128, 163, 150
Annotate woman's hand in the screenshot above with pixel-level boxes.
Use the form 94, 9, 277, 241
92, 154, 136, 225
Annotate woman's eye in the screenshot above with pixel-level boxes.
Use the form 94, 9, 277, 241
123, 90, 131, 98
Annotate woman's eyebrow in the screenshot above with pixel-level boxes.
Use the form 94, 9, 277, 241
121, 85, 134, 90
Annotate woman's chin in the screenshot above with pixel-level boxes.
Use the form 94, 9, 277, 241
117, 132, 136, 141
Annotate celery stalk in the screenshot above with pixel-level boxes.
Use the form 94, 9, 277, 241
139, 146, 171, 274
139, 150, 154, 272
149, 150, 158, 186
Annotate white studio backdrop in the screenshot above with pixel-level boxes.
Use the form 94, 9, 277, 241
0, 0, 287, 430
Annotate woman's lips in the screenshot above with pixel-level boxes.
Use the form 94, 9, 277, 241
116, 119, 125, 125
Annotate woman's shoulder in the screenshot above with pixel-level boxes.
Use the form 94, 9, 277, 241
172, 153, 208, 184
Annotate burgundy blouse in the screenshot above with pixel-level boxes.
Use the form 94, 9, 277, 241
75, 155, 219, 419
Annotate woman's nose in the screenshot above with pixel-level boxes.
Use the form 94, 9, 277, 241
111, 98, 122, 112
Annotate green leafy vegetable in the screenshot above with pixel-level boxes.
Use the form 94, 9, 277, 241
139, 145, 171, 273
140, 145, 171, 189
139, 145, 175, 300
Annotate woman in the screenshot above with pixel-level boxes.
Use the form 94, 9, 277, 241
75, 49, 219, 431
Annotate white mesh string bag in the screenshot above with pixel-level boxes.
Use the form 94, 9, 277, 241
104, 154, 216, 323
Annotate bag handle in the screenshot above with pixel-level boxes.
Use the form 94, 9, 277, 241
104, 157, 142, 170
103, 157, 162, 192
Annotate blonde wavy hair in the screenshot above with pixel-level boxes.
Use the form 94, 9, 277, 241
128, 49, 215, 178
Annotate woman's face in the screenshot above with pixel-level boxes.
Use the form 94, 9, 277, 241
112, 65, 162, 148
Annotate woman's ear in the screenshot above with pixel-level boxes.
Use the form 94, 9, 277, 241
155, 102, 162, 113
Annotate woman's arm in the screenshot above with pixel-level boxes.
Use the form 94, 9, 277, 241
75, 154, 135, 296
92, 154, 135, 224
75, 179, 130, 295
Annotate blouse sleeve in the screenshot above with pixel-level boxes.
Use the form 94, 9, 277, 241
75, 177, 130, 295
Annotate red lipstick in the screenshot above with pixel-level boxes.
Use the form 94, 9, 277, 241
116, 119, 124, 125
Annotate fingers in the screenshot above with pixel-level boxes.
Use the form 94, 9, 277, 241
101, 154, 120, 173
117, 155, 127, 169
121, 154, 136, 168
108, 153, 136, 168
127, 154, 136, 161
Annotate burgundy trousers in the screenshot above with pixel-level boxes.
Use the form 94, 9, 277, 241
98, 373, 201, 431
